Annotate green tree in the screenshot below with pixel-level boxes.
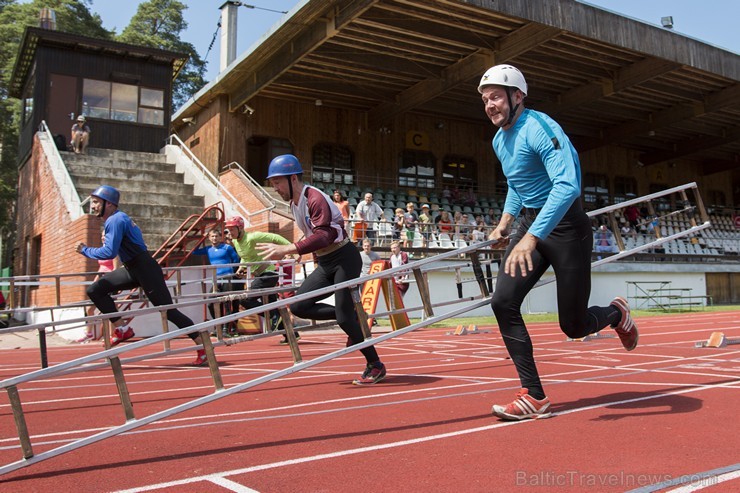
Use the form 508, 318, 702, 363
117, 0, 207, 110
0, 0, 109, 265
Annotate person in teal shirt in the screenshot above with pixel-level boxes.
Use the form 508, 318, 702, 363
479, 65, 639, 420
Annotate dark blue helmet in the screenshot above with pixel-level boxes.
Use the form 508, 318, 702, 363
91, 185, 120, 206
266, 154, 303, 179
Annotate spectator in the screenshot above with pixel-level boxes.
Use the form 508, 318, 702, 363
360, 238, 381, 276
418, 204, 433, 247
392, 208, 404, 240
78, 231, 115, 343
332, 189, 351, 228
192, 228, 241, 337
457, 213, 473, 241
463, 187, 477, 207
403, 202, 418, 248
355, 192, 384, 245
624, 205, 641, 230
484, 207, 497, 227
436, 210, 454, 235
471, 222, 487, 244
71, 115, 90, 154
389, 240, 409, 297
593, 225, 618, 256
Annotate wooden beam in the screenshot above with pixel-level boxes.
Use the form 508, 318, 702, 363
368, 50, 493, 127
367, 23, 561, 126
639, 125, 740, 166
582, 83, 740, 151
494, 24, 562, 62
538, 58, 680, 116
700, 159, 740, 176
228, 0, 380, 112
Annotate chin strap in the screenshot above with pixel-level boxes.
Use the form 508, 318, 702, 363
505, 87, 520, 126
97, 200, 106, 217
287, 175, 295, 203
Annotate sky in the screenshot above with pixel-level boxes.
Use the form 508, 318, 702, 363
79, 0, 739, 84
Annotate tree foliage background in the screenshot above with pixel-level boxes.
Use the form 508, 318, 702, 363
0, 0, 206, 268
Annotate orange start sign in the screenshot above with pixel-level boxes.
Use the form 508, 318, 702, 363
360, 260, 410, 331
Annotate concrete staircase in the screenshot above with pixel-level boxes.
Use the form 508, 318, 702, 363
63, 148, 205, 249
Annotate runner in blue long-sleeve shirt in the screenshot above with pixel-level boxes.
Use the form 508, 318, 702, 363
76, 185, 212, 366
478, 65, 639, 420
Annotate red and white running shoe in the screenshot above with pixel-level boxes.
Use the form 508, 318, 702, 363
610, 297, 639, 351
491, 388, 552, 421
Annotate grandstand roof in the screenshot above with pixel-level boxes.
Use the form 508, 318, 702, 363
175, 0, 740, 175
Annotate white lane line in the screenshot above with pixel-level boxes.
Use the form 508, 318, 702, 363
112, 379, 739, 493
626, 463, 740, 493
665, 469, 740, 492
208, 476, 261, 492
2, 356, 730, 447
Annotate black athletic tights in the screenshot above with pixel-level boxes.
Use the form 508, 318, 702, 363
290, 242, 380, 364
491, 202, 619, 400
86, 252, 197, 341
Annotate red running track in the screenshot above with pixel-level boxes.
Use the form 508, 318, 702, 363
0, 310, 739, 492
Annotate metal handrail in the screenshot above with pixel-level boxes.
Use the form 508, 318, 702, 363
165, 134, 251, 222
37, 121, 84, 220
223, 160, 287, 213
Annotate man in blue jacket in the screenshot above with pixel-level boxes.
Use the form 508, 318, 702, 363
76, 185, 211, 366
480, 65, 638, 420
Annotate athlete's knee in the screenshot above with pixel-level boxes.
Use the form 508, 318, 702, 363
559, 317, 589, 339
289, 299, 310, 318
167, 310, 193, 329
86, 280, 105, 301
491, 289, 518, 318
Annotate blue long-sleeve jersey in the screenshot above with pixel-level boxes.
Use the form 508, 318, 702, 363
192, 243, 240, 277
493, 108, 582, 239
81, 210, 147, 263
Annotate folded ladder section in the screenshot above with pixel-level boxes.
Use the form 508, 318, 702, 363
0, 183, 710, 476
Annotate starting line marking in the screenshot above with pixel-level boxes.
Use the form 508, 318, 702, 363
112, 378, 740, 493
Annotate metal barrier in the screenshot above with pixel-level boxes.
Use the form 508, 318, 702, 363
0, 183, 710, 476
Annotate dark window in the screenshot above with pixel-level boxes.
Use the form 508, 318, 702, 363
707, 190, 726, 207
399, 150, 435, 189
648, 183, 672, 211
311, 143, 354, 186
583, 173, 609, 209
82, 79, 164, 125
613, 176, 638, 204
442, 156, 477, 190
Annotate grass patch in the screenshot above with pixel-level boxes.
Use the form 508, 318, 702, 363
387, 304, 740, 328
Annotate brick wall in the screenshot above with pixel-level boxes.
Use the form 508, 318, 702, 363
219, 170, 302, 241
13, 136, 100, 308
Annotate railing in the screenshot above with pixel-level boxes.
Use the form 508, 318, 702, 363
223, 161, 285, 215
165, 134, 251, 223
0, 182, 715, 475
37, 121, 85, 220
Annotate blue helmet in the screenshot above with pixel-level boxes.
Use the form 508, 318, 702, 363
266, 154, 303, 179
91, 185, 120, 206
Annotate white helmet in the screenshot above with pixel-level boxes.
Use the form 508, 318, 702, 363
478, 64, 528, 96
